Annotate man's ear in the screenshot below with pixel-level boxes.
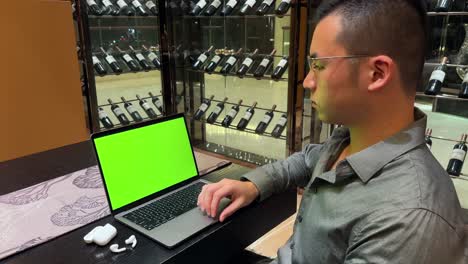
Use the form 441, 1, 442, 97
367, 55, 393, 92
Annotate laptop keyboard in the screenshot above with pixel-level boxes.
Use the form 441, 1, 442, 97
122, 182, 206, 231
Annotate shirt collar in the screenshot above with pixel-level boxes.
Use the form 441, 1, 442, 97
344, 107, 427, 183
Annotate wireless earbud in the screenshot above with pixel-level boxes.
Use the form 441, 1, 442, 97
125, 235, 137, 248
109, 244, 126, 253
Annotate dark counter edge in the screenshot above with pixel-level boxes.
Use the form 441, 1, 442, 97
0, 141, 96, 195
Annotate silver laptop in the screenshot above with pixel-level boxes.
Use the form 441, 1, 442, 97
91, 113, 231, 248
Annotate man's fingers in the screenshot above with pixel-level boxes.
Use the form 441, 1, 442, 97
210, 186, 232, 218
197, 185, 206, 207
202, 183, 221, 216
219, 198, 244, 222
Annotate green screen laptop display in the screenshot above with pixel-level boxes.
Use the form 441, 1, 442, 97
93, 117, 198, 210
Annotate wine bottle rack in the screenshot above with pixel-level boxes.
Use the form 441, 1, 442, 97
98, 94, 163, 107
209, 98, 287, 114
76, 0, 303, 163
187, 68, 288, 82
94, 67, 161, 76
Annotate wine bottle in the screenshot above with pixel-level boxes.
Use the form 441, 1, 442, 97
100, 47, 123, 74
145, 0, 158, 15
130, 0, 149, 15
237, 101, 257, 130
98, 107, 114, 129
220, 48, 242, 75
271, 56, 289, 80
86, 0, 104, 15
205, 49, 225, 74
424, 57, 448, 95
108, 99, 130, 125
121, 96, 144, 122
255, 104, 276, 134
271, 113, 287, 138
446, 134, 467, 176
459, 71, 468, 98
194, 95, 215, 120
149, 92, 164, 114
221, 99, 243, 127
256, 0, 274, 15
102, 0, 120, 15
136, 94, 158, 118
204, 0, 222, 15
207, 97, 228, 124
275, 0, 291, 17
193, 46, 214, 70
425, 128, 433, 149
143, 45, 161, 69
237, 49, 258, 77
129, 45, 152, 71
116, 46, 140, 72
239, 0, 257, 15
435, 0, 452, 12
190, 0, 208, 15
220, 0, 239, 16
92, 55, 107, 76
116, 0, 136, 15
254, 49, 276, 79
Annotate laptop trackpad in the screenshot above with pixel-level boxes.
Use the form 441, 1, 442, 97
151, 198, 231, 248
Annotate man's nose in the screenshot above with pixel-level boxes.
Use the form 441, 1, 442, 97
303, 71, 317, 92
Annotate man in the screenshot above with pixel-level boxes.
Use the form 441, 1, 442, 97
198, 0, 466, 263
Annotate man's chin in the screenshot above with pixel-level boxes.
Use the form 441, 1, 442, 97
317, 112, 341, 125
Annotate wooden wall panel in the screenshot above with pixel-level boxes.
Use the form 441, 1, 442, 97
1, 0, 89, 162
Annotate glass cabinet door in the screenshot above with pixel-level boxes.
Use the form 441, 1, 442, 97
77, 0, 164, 132
163, 0, 295, 165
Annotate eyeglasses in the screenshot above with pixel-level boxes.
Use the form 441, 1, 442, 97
307, 55, 370, 72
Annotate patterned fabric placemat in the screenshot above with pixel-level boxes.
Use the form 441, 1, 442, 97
0, 151, 230, 260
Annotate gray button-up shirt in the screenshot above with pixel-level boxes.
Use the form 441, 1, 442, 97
243, 108, 466, 263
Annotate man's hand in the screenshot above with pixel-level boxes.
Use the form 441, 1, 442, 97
197, 179, 259, 222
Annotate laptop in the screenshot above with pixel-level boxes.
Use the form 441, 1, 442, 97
91, 113, 231, 248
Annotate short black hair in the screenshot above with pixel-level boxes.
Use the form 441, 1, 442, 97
315, 0, 428, 95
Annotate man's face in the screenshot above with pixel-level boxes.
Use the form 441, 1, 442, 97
303, 15, 367, 125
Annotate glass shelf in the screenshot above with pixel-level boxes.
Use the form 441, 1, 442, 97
193, 118, 287, 140
424, 62, 468, 68
88, 15, 159, 19
416, 92, 468, 102
181, 14, 290, 19
427, 12, 468, 16
89, 25, 158, 30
